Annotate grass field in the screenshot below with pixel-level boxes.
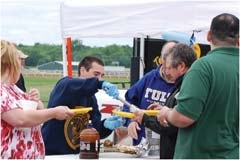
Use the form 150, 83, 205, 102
24, 76, 130, 106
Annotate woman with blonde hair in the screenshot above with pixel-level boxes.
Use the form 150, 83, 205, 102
1, 40, 74, 159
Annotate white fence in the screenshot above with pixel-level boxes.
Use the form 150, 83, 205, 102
23, 68, 130, 79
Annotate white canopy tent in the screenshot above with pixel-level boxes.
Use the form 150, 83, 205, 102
60, 0, 239, 76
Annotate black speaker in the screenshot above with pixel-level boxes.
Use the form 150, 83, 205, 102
130, 57, 140, 86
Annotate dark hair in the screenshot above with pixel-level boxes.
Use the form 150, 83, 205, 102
78, 56, 104, 76
165, 43, 197, 68
210, 13, 239, 45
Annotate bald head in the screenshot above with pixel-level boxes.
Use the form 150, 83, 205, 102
159, 41, 178, 83
161, 41, 178, 62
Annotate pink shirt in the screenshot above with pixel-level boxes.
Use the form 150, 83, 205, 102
1, 83, 45, 159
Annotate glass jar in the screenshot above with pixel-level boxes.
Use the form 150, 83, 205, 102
79, 125, 100, 159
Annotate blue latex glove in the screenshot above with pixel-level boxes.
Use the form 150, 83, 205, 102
102, 81, 119, 99
104, 115, 125, 130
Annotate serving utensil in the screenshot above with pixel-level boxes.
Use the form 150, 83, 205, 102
70, 107, 92, 114
117, 96, 140, 112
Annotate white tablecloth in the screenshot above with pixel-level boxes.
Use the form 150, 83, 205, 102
45, 153, 159, 160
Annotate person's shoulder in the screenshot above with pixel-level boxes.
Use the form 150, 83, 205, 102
136, 70, 158, 85
54, 76, 72, 86
187, 56, 212, 74
59, 76, 73, 82
144, 67, 160, 77
196, 52, 216, 64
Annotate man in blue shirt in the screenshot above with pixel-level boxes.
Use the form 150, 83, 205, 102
41, 56, 119, 155
122, 41, 177, 155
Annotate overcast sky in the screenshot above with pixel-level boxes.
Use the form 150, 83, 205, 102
1, 0, 132, 46
1, 0, 239, 46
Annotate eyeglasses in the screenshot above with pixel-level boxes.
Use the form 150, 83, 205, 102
18, 57, 25, 61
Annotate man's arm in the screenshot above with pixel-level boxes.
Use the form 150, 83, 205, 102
157, 107, 195, 128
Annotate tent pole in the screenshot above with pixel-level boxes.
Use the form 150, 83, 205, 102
66, 37, 73, 77
62, 38, 67, 76
139, 36, 145, 79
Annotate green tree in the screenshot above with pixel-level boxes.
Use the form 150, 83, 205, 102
17, 40, 132, 68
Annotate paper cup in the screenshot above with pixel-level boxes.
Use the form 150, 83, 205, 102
18, 100, 38, 110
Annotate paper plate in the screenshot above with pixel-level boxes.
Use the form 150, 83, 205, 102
70, 107, 92, 114
100, 152, 139, 158
112, 109, 159, 118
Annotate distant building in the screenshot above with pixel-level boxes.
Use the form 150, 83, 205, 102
37, 61, 79, 71
37, 61, 129, 77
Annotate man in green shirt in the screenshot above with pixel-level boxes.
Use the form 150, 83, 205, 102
157, 13, 239, 158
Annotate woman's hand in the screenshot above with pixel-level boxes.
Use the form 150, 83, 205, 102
28, 88, 44, 109
28, 88, 40, 102
54, 106, 75, 120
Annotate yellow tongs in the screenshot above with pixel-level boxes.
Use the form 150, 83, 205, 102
70, 107, 92, 114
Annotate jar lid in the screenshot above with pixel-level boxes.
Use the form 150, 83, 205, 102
80, 128, 100, 136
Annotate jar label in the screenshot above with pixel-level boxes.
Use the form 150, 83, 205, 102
80, 141, 98, 152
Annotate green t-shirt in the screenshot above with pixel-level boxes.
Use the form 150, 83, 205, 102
174, 47, 239, 159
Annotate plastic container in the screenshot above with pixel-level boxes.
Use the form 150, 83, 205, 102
79, 125, 100, 159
